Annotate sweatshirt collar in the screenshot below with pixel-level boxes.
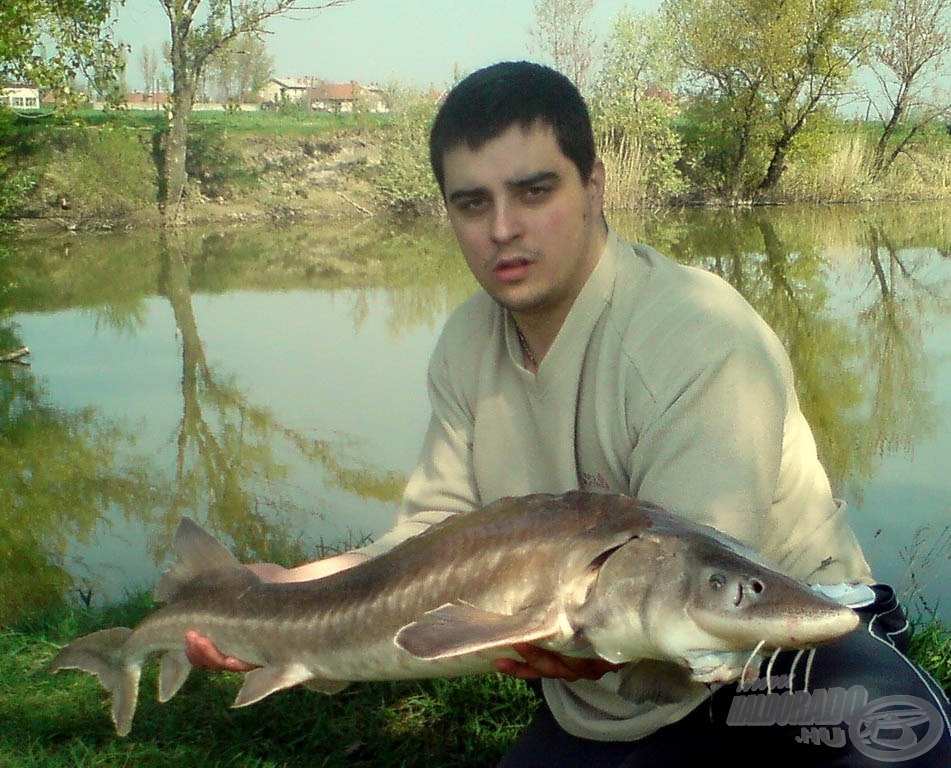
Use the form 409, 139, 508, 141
505, 228, 619, 382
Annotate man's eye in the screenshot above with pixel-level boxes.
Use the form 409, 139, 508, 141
452, 196, 485, 211
525, 185, 551, 200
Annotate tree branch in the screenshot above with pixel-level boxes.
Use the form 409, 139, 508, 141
0, 347, 30, 365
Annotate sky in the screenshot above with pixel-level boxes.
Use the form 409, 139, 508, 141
113, 0, 662, 91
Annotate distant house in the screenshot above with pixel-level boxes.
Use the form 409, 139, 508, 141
124, 90, 169, 109
258, 77, 388, 113
1, 84, 40, 110
258, 77, 320, 107
308, 81, 387, 114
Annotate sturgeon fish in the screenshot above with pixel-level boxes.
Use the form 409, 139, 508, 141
50, 491, 859, 736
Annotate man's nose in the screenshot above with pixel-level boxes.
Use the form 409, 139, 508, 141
490, 200, 521, 243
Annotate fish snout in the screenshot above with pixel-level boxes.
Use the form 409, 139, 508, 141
690, 567, 860, 649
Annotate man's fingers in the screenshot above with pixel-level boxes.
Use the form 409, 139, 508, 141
495, 643, 622, 682
494, 657, 545, 680
184, 630, 258, 672
512, 643, 578, 678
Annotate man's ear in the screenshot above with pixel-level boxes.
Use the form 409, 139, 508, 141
588, 159, 606, 212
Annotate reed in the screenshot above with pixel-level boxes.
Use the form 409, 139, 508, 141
782, 131, 874, 203
599, 131, 649, 210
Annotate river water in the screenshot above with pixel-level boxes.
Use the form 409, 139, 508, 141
1, 204, 948, 624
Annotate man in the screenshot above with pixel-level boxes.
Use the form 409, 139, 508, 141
188, 62, 950, 766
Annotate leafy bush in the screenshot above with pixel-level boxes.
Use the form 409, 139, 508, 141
675, 95, 774, 202
592, 95, 685, 207
184, 124, 257, 199
0, 111, 36, 227
31, 125, 156, 225
374, 90, 441, 216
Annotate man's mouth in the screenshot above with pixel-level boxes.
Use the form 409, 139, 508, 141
492, 256, 534, 283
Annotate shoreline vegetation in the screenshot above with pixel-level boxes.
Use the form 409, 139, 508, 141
0, 106, 949, 233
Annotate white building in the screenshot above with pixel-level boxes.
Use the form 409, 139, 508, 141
1, 85, 40, 109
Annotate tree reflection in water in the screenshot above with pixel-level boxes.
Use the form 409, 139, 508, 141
1, 206, 948, 622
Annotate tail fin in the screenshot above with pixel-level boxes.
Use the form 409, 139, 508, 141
155, 518, 243, 603
50, 627, 141, 736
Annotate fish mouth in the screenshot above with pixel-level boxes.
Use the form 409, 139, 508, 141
682, 649, 756, 684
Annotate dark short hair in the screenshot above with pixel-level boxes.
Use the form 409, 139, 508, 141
429, 61, 596, 196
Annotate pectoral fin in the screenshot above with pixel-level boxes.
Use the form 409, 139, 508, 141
395, 603, 559, 660
232, 663, 316, 708
304, 678, 351, 695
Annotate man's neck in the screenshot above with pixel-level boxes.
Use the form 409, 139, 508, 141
512, 224, 609, 369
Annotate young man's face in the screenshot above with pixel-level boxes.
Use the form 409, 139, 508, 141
441, 121, 606, 332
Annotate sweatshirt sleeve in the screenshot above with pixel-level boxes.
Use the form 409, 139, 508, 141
631, 336, 787, 549
611, 250, 870, 584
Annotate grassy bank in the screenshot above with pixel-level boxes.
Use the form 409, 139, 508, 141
0, 109, 387, 230
2, 594, 947, 767
2, 108, 950, 232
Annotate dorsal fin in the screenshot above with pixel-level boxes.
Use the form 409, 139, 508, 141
154, 518, 244, 603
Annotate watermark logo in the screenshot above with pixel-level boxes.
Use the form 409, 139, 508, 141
728, 679, 946, 761
849, 696, 946, 762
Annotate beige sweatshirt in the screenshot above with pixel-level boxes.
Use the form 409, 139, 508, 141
361, 230, 872, 740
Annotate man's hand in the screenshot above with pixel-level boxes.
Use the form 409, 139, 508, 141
494, 642, 623, 682
184, 630, 259, 672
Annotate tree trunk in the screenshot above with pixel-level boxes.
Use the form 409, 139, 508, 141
161, 5, 197, 227
162, 92, 192, 226
758, 132, 793, 193
727, 112, 755, 203
872, 101, 903, 177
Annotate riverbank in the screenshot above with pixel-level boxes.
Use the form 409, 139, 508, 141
3, 109, 951, 233
3, 111, 387, 233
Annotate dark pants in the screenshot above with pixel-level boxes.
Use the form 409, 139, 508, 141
499, 586, 950, 767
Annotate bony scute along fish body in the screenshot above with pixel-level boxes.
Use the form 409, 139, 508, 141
49, 491, 860, 736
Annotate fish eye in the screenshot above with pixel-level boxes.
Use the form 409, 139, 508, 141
709, 573, 726, 589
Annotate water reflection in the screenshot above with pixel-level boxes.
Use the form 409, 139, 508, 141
0, 206, 948, 623
0, 360, 155, 618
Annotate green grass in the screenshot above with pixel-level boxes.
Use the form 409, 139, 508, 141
1, 596, 535, 767
909, 620, 951, 694
6, 107, 386, 137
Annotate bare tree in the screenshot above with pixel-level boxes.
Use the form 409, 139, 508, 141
157, 0, 352, 225
204, 34, 274, 103
529, 0, 597, 94
866, 0, 951, 178
139, 46, 162, 96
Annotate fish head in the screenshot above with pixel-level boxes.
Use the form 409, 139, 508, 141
683, 532, 860, 650
574, 521, 859, 679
